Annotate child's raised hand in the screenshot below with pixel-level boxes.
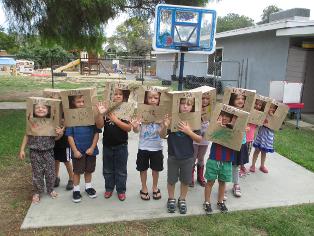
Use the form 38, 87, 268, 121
178, 121, 191, 134
245, 126, 250, 132
96, 102, 108, 115
131, 117, 141, 129
162, 114, 171, 128
19, 151, 25, 160
55, 126, 64, 135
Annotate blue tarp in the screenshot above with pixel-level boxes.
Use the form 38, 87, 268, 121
0, 57, 16, 65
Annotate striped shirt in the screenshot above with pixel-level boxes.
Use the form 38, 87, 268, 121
209, 143, 236, 162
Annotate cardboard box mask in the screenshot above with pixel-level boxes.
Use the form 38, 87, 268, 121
60, 87, 98, 127
222, 87, 256, 112
205, 103, 250, 151
26, 97, 62, 136
190, 86, 216, 122
103, 81, 139, 120
264, 100, 289, 131
137, 85, 171, 123
248, 94, 272, 126
43, 88, 64, 99
168, 91, 202, 132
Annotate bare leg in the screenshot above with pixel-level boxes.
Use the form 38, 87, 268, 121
204, 180, 215, 203
218, 181, 226, 203
84, 172, 92, 184
140, 170, 148, 192
179, 183, 189, 200
55, 160, 60, 177
73, 173, 80, 186
260, 151, 267, 167
152, 170, 159, 192
252, 148, 260, 167
64, 161, 74, 181
167, 183, 175, 199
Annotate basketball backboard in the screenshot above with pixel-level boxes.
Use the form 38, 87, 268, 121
153, 4, 217, 54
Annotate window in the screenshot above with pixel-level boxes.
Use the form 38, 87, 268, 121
207, 48, 223, 76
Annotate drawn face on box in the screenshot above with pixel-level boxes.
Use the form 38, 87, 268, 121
217, 110, 237, 130
202, 93, 211, 108
33, 104, 51, 118
69, 95, 85, 109
269, 104, 278, 115
113, 89, 130, 103
179, 98, 195, 113
144, 91, 161, 106
229, 93, 246, 109
254, 99, 266, 112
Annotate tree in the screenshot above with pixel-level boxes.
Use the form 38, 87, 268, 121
217, 13, 254, 33
3, 0, 207, 51
258, 5, 282, 24
0, 27, 19, 54
108, 17, 151, 56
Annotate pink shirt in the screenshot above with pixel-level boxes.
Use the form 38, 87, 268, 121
246, 123, 257, 142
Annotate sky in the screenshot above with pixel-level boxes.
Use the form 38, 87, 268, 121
1, 0, 314, 36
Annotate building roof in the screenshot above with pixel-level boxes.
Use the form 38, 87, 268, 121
215, 19, 314, 39
0, 57, 16, 65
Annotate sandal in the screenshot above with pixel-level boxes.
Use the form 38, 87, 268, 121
32, 194, 40, 204
49, 191, 58, 199
140, 190, 150, 200
178, 198, 187, 214
152, 188, 161, 200
167, 198, 176, 213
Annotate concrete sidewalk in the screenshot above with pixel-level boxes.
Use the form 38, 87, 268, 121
0, 102, 26, 109
21, 132, 314, 229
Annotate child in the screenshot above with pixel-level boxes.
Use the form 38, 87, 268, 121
242, 99, 263, 176
65, 95, 101, 203
250, 104, 276, 173
191, 93, 211, 187
95, 89, 132, 201
165, 98, 202, 214
19, 103, 63, 203
131, 91, 166, 200
203, 112, 236, 214
53, 125, 74, 191
229, 93, 249, 197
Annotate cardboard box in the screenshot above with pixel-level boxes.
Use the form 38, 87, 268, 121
136, 85, 171, 123
26, 97, 62, 136
60, 87, 98, 127
222, 87, 256, 112
168, 91, 202, 132
264, 100, 289, 131
103, 81, 140, 120
43, 88, 64, 99
205, 103, 250, 151
190, 86, 216, 122
248, 94, 272, 126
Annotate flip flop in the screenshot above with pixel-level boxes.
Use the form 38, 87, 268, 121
152, 188, 161, 200
140, 190, 150, 200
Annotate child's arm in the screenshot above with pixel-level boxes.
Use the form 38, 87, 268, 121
86, 132, 99, 156
131, 117, 141, 133
178, 121, 202, 143
95, 103, 107, 129
108, 113, 132, 132
19, 135, 28, 160
159, 114, 170, 138
55, 126, 64, 141
68, 136, 82, 159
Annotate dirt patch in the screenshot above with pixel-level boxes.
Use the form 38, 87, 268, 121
0, 91, 42, 102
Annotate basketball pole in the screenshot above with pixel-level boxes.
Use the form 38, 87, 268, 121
178, 52, 185, 91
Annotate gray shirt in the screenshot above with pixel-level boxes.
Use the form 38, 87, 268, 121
138, 123, 163, 151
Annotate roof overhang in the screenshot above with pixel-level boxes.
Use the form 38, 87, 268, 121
276, 26, 314, 37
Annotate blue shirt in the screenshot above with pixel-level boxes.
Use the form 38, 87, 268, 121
65, 125, 101, 156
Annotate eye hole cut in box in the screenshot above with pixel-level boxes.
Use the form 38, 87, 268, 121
144, 91, 161, 106
179, 97, 195, 113
229, 93, 247, 109
217, 110, 238, 130
33, 104, 51, 118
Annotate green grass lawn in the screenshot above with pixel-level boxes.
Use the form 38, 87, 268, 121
0, 111, 314, 235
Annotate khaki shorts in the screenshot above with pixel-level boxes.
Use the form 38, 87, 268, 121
72, 154, 96, 174
167, 155, 194, 185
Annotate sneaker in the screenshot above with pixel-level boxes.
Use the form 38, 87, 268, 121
177, 198, 187, 214
203, 202, 213, 215
118, 193, 126, 201
104, 191, 113, 199
167, 198, 176, 213
54, 177, 60, 188
72, 191, 81, 203
85, 188, 97, 198
249, 165, 256, 173
217, 202, 228, 213
259, 166, 269, 173
233, 184, 242, 197
66, 180, 73, 191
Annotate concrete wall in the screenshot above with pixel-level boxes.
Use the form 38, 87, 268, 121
156, 53, 208, 80
216, 31, 290, 96
302, 51, 314, 113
